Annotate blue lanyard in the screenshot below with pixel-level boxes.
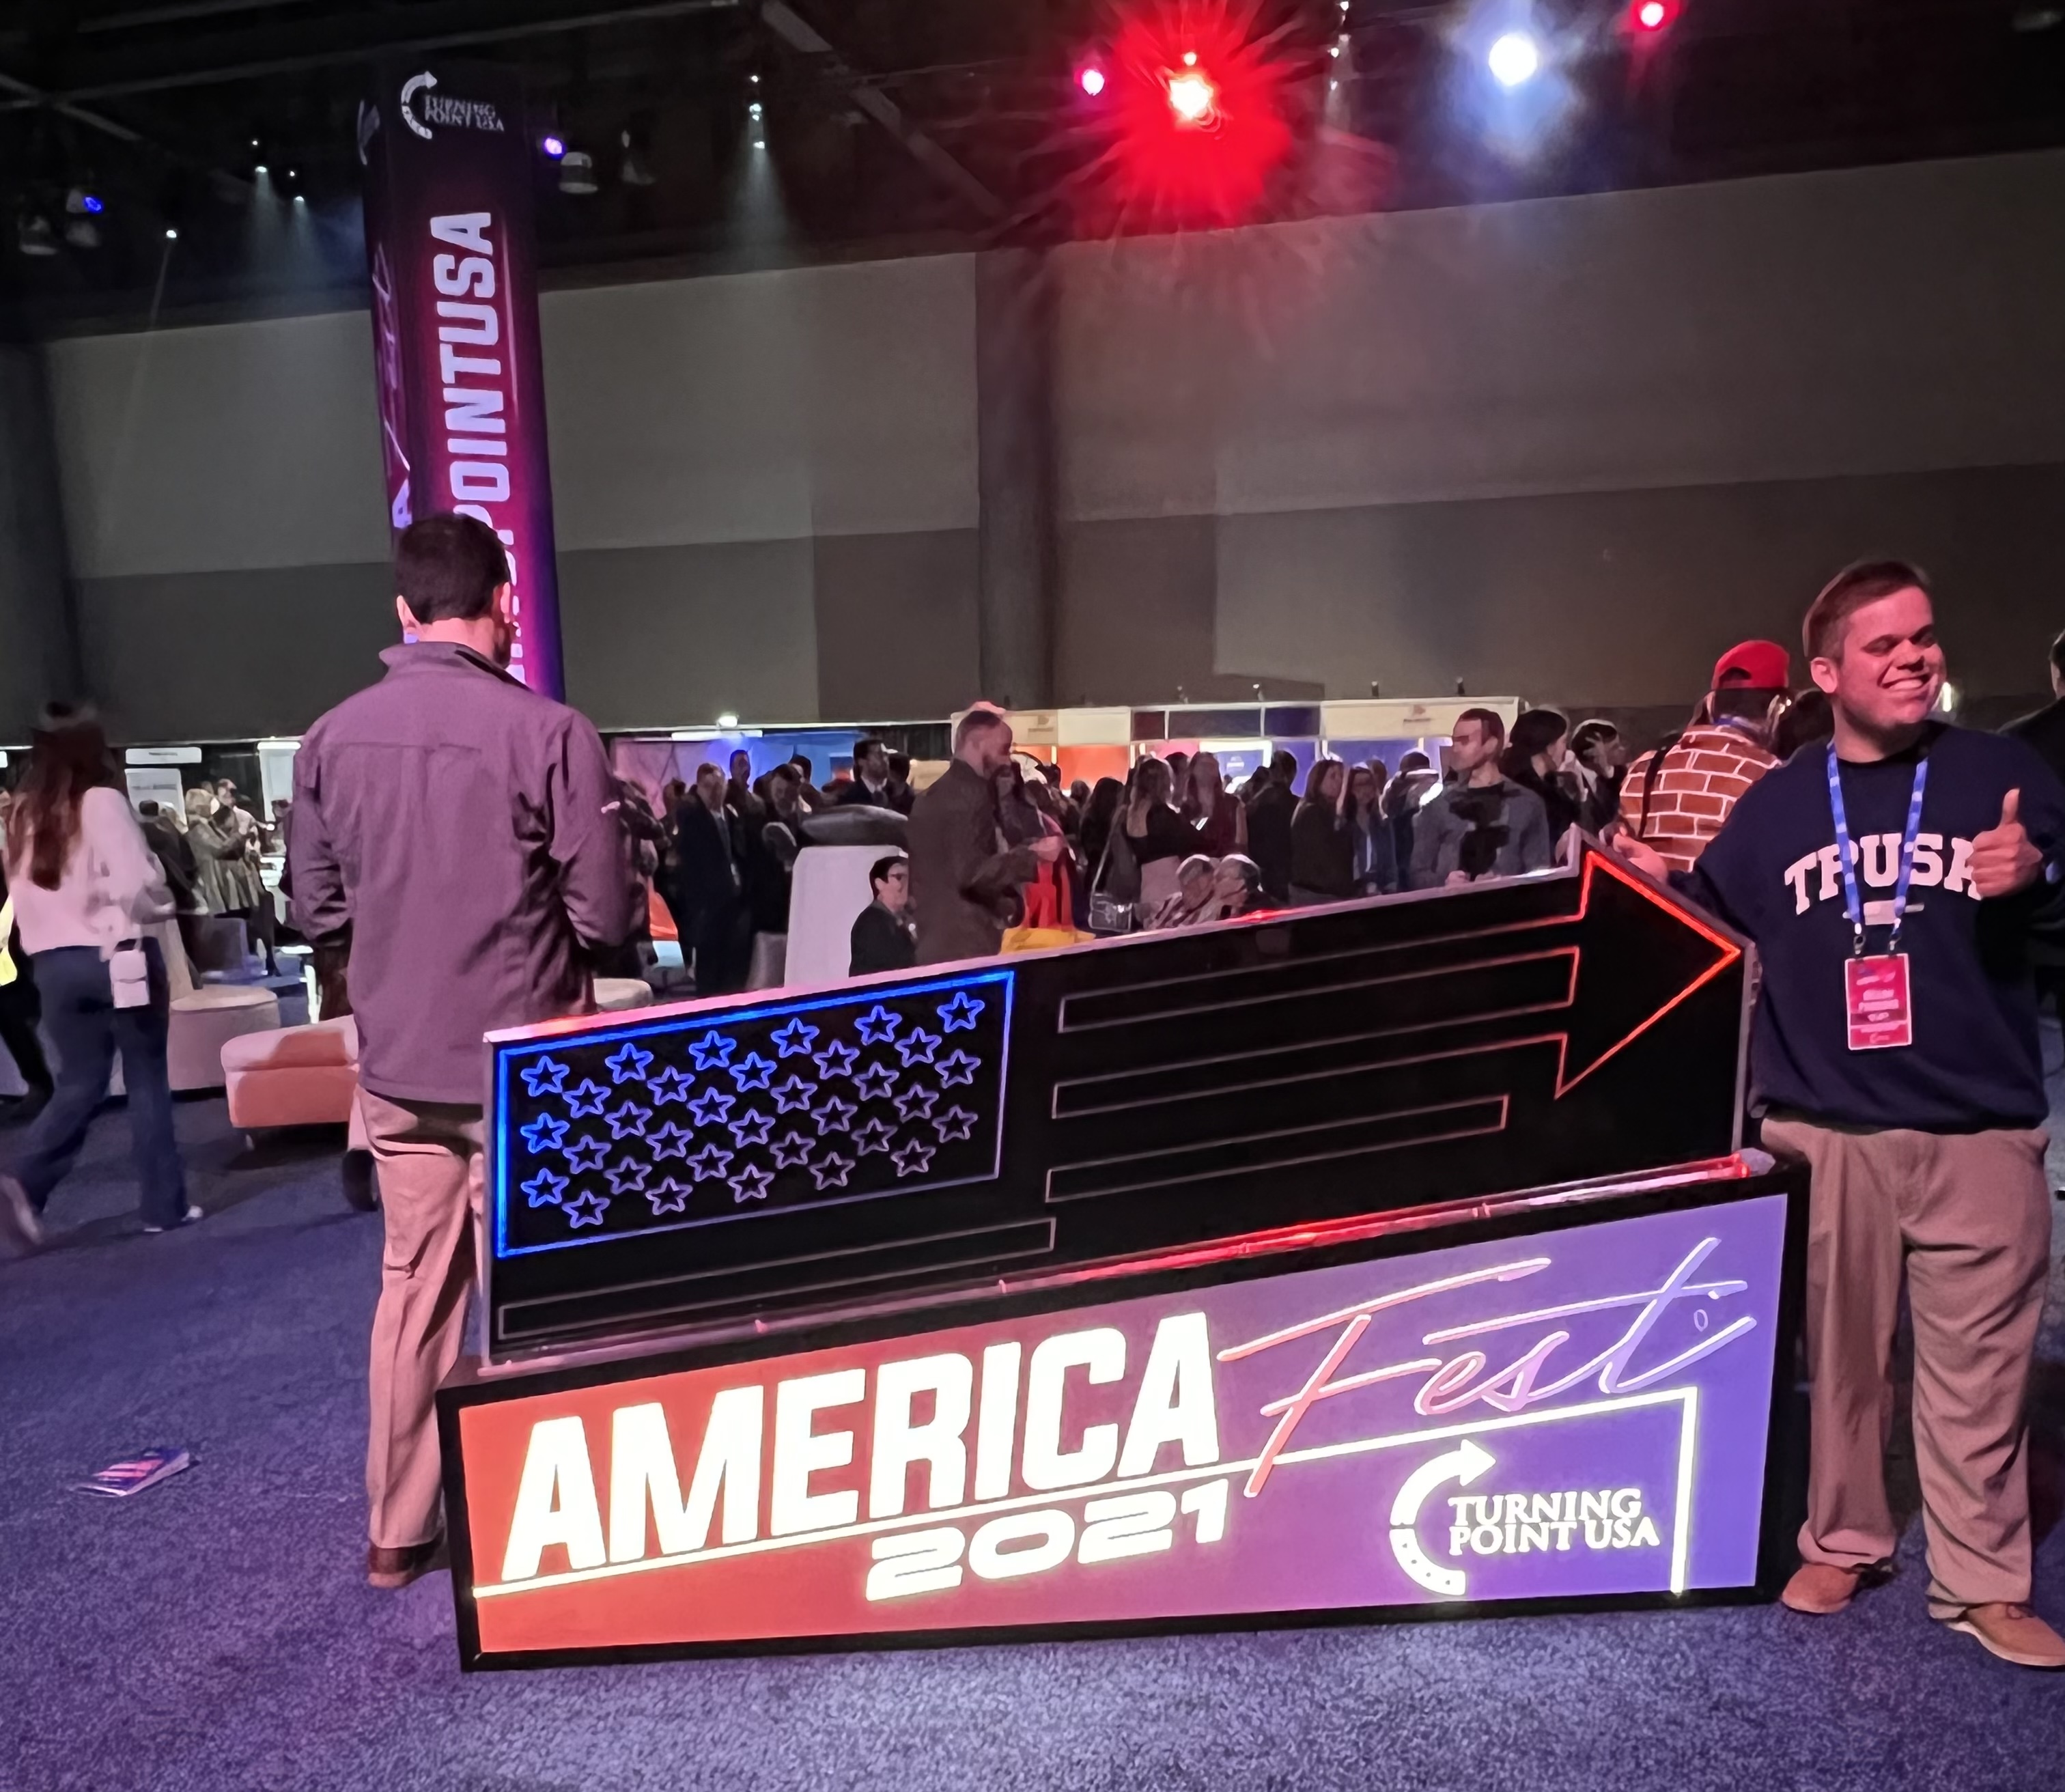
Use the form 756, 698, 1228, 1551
1825, 744, 1928, 959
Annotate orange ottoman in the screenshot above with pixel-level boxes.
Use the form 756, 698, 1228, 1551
223, 1016, 360, 1130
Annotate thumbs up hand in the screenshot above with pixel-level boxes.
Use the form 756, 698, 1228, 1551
1968, 789, 2043, 899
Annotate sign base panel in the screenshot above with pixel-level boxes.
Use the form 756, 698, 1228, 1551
440, 1165, 1806, 1668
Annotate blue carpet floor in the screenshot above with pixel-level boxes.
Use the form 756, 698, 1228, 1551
2, 1095, 2062, 1792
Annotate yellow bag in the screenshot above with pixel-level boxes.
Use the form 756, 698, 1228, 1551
999, 924, 1093, 955
0, 896, 15, 988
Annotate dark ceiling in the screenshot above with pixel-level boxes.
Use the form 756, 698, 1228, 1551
2, 0, 2062, 333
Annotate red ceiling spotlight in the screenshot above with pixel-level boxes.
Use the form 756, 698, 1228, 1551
1078, 64, 1107, 96
1631, 0, 1675, 31
1086, 2, 1297, 228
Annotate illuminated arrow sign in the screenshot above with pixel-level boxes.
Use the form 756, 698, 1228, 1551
1389, 1438, 1496, 1597
486, 841, 1749, 1358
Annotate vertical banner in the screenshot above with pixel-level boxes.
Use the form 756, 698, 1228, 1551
357, 61, 564, 697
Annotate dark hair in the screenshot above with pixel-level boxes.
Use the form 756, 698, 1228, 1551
869, 854, 906, 893
395, 512, 509, 624
1771, 688, 1834, 761
1268, 750, 1297, 780
694, 761, 724, 783
854, 736, 886, 766
1301, 756, 1345, 804
768, 763, 800, 789
789, 755, 811, 776
1453, 707, 1506, 745
1398, 749, 1431, 774
1709, 685, 1786, 723
1569, 720, 1618, 761
1508, 708, 1568, 759
888, 751, 911, 778
955, 706, 1009, 752
1803, 559, 1930, 662
5, 703, 117, 891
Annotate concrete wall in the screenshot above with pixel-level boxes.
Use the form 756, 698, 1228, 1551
1052, 150, 2065, 708
44, 253, 980, 740
0, 344, 81, 740
35, 149, 2065, 739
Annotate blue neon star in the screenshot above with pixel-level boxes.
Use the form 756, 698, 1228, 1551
894, 1028, 941, 1069
731, 1108, 774, 1147
813, 1039, 860, 1080
890, 1137, 936, 1178
563, 1189, 610, 1229
770, 1129, 815, 1170
520, 1111, 570, 1155
893, 1082, 939, 1123
565, 1134, 609, 1174
937, 991, 985, 1033
934, 1050, 979, 1089
565, 1077, 610, 1118
605, 1039, 654, 1084
852, 1116, 895, 1156
687, 1142, 735, 1183
519, 1055, 570, 1099
689, 1031, 738, 1072
813, 1097, 858, 1136
647, 1175, 690, 1216
810, 1151, 855, 1190
854, 1003, 901, 1045
770, 1016, 820, 1059
853, 1059, 899, 1102
521, 1167, 569, 1208
933, 1104, 979, 1144
729, 1052, 776, 1093
604, 1157, 651, 1196
649, 1119, 694, 1160
604, 1098, 651, 1140
729, 1163, 774, 1205
646, 1065, 695, 1107
769, 1073, 818, 1113
688, 1086, 736, 1129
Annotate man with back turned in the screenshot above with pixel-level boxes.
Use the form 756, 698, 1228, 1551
289, 513, 633, 1591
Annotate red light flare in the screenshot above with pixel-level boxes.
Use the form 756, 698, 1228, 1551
1631, 0, 1676, 33
1084, 3, 1300, 230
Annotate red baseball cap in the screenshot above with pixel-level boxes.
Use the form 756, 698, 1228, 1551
1711, 640, 1791, 691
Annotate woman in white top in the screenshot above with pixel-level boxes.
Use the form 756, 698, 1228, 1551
0, 705, 195, 1251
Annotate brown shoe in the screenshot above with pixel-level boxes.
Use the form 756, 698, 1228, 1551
1943, 1603, 2065, 1669
367, 1534, 447, 1591
1781, 1561, 1872, 1614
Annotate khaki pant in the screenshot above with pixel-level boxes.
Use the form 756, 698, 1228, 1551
356, 1089, 485, 1552
1762, 1117, 2052, 1612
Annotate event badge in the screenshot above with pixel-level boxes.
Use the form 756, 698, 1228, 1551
1827, 744, 1927, 1054
1844, 953, 1912, 1050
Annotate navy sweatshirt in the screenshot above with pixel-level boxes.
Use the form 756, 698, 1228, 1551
1682, 721, 2065, 1132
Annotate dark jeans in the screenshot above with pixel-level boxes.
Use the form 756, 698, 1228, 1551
10, 941, 188, 1227
0, 959, 53, 1098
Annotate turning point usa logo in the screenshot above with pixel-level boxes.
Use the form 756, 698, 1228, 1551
400, 72, 506, 140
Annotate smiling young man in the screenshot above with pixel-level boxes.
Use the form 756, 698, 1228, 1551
1616, 560, 2065, 1668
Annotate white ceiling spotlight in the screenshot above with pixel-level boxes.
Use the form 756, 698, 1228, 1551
1487, 30, 1541, 87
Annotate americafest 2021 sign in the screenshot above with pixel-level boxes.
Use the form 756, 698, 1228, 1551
441, 1184, 1801, 1664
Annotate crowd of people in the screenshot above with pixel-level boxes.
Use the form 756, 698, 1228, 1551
3, 514, 2064, 1677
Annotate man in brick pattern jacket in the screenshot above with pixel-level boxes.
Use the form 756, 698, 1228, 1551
1620, 641, 1793, 873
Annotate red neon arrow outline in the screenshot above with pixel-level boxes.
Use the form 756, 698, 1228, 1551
1550, 851, 1741, 1097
